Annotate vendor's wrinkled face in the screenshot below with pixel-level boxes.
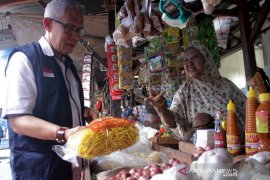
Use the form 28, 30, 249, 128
183, 47, 205, 79
44, 9, 84, 55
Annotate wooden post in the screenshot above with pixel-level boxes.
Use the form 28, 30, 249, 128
108, 10, 115, 35
237, 0, 257, 81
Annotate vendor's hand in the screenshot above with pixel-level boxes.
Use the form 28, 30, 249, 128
84, 107, 99, 123
64, 126, 84, 141
144, 88, 167, 112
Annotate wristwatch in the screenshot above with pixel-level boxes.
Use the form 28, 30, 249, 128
56, 127, 67, 144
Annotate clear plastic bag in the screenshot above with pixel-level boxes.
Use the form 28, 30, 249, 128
90, 123, 169, 174
91, 150, 168, 174
113, 17, 135, 48
52, 117, 139, 167
52, 144, 79, 167
201, 0, 221, 14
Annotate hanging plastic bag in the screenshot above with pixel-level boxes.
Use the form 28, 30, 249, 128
201, 0, 221, 14
113, 2, 136, 48
159, 0, 191, 29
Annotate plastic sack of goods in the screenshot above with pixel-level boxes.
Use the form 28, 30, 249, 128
53, 117, 139, 166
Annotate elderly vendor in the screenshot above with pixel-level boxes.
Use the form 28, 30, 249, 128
146, 44, 246, 142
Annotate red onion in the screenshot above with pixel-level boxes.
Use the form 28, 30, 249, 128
150, 166, 161, 173
172, 160, 181, 167
205, 145, 213, 151
193, 152, 200, 158
115, 173, 122, 179
142, 170, 150, 177
150, 170, 160, 177
196, 147, 205, 152
160, 163, 171, 172
168, 158, 175, 165
129, 168, 136, 175
143, 165, 150, 171
126, 177, 136, 180
134, 171, 143, 177
121, 172, 129, 179
138, 176, 150, 180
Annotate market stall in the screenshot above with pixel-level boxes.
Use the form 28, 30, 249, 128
81, 0, 270, 179
0, 0, 270, 180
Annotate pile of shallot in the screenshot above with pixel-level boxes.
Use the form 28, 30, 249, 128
107, 158, 184, 180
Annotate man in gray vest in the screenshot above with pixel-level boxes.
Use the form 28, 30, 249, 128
1, 0, 98, 179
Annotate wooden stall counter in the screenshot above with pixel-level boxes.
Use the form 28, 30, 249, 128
152, 143, 193, 164
178, 141, 246, 163
149, 135, 179, 149
151, 139, 246, 165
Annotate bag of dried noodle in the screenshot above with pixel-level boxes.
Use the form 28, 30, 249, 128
66, 116, 139, 159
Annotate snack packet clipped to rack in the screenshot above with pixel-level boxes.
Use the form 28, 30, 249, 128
53, 117, 139, 167
117, 43, 133, 90
106, 36, 123, 100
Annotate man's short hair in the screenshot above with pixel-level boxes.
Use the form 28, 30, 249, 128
44, 0, 84, 20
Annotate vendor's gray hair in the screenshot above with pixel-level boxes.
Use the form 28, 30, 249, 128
44, 0, 84, 19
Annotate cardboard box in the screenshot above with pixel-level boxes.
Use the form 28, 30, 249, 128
179, 141, 196, 155
195, 129, 215, 148
149, 134, 179, 149
150, 135, 179, 144
152, 144, 193, 164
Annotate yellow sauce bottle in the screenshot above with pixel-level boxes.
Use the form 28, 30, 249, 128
227, 100, 241, 155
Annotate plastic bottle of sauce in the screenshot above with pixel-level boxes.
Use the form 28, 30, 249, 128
214, 110, 226, 148
245, 86, 259, 156
256, 93, 270, 152
226, 100, 241, 155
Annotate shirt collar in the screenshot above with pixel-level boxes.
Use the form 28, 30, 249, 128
38, 36, 72, 65
38, 36, 55, 57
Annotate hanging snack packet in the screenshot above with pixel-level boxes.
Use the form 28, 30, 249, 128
148, 55, 164, 73
117, 43, 133, 90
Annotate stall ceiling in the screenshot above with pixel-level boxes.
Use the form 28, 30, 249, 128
212, 0, 270, 57
0, 0, 270, 59
0, 0, 109, 86
0, 0, 108, 62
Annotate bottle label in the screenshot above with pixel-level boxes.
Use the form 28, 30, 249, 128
227, 135, 241, 155
256, 111, 269, 133
245, 132, 259, 155
215, 131, 226, 148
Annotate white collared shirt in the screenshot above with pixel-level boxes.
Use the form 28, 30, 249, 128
2, 36, 82, 127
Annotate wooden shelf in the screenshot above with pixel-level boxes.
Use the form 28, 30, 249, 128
152, 143, 193, 164
152, 141, 246, 165
179, 141, 197, 155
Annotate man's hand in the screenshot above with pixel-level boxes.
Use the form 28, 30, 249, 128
144, 88, 167, 112
64, 126, 84, 141
84, 107, 99, 123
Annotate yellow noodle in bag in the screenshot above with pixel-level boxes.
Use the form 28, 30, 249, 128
67, 117, 139, 159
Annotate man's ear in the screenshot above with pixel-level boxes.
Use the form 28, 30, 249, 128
43, 18, 52, 32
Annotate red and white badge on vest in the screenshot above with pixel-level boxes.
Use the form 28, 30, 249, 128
42, 67, 54, 77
